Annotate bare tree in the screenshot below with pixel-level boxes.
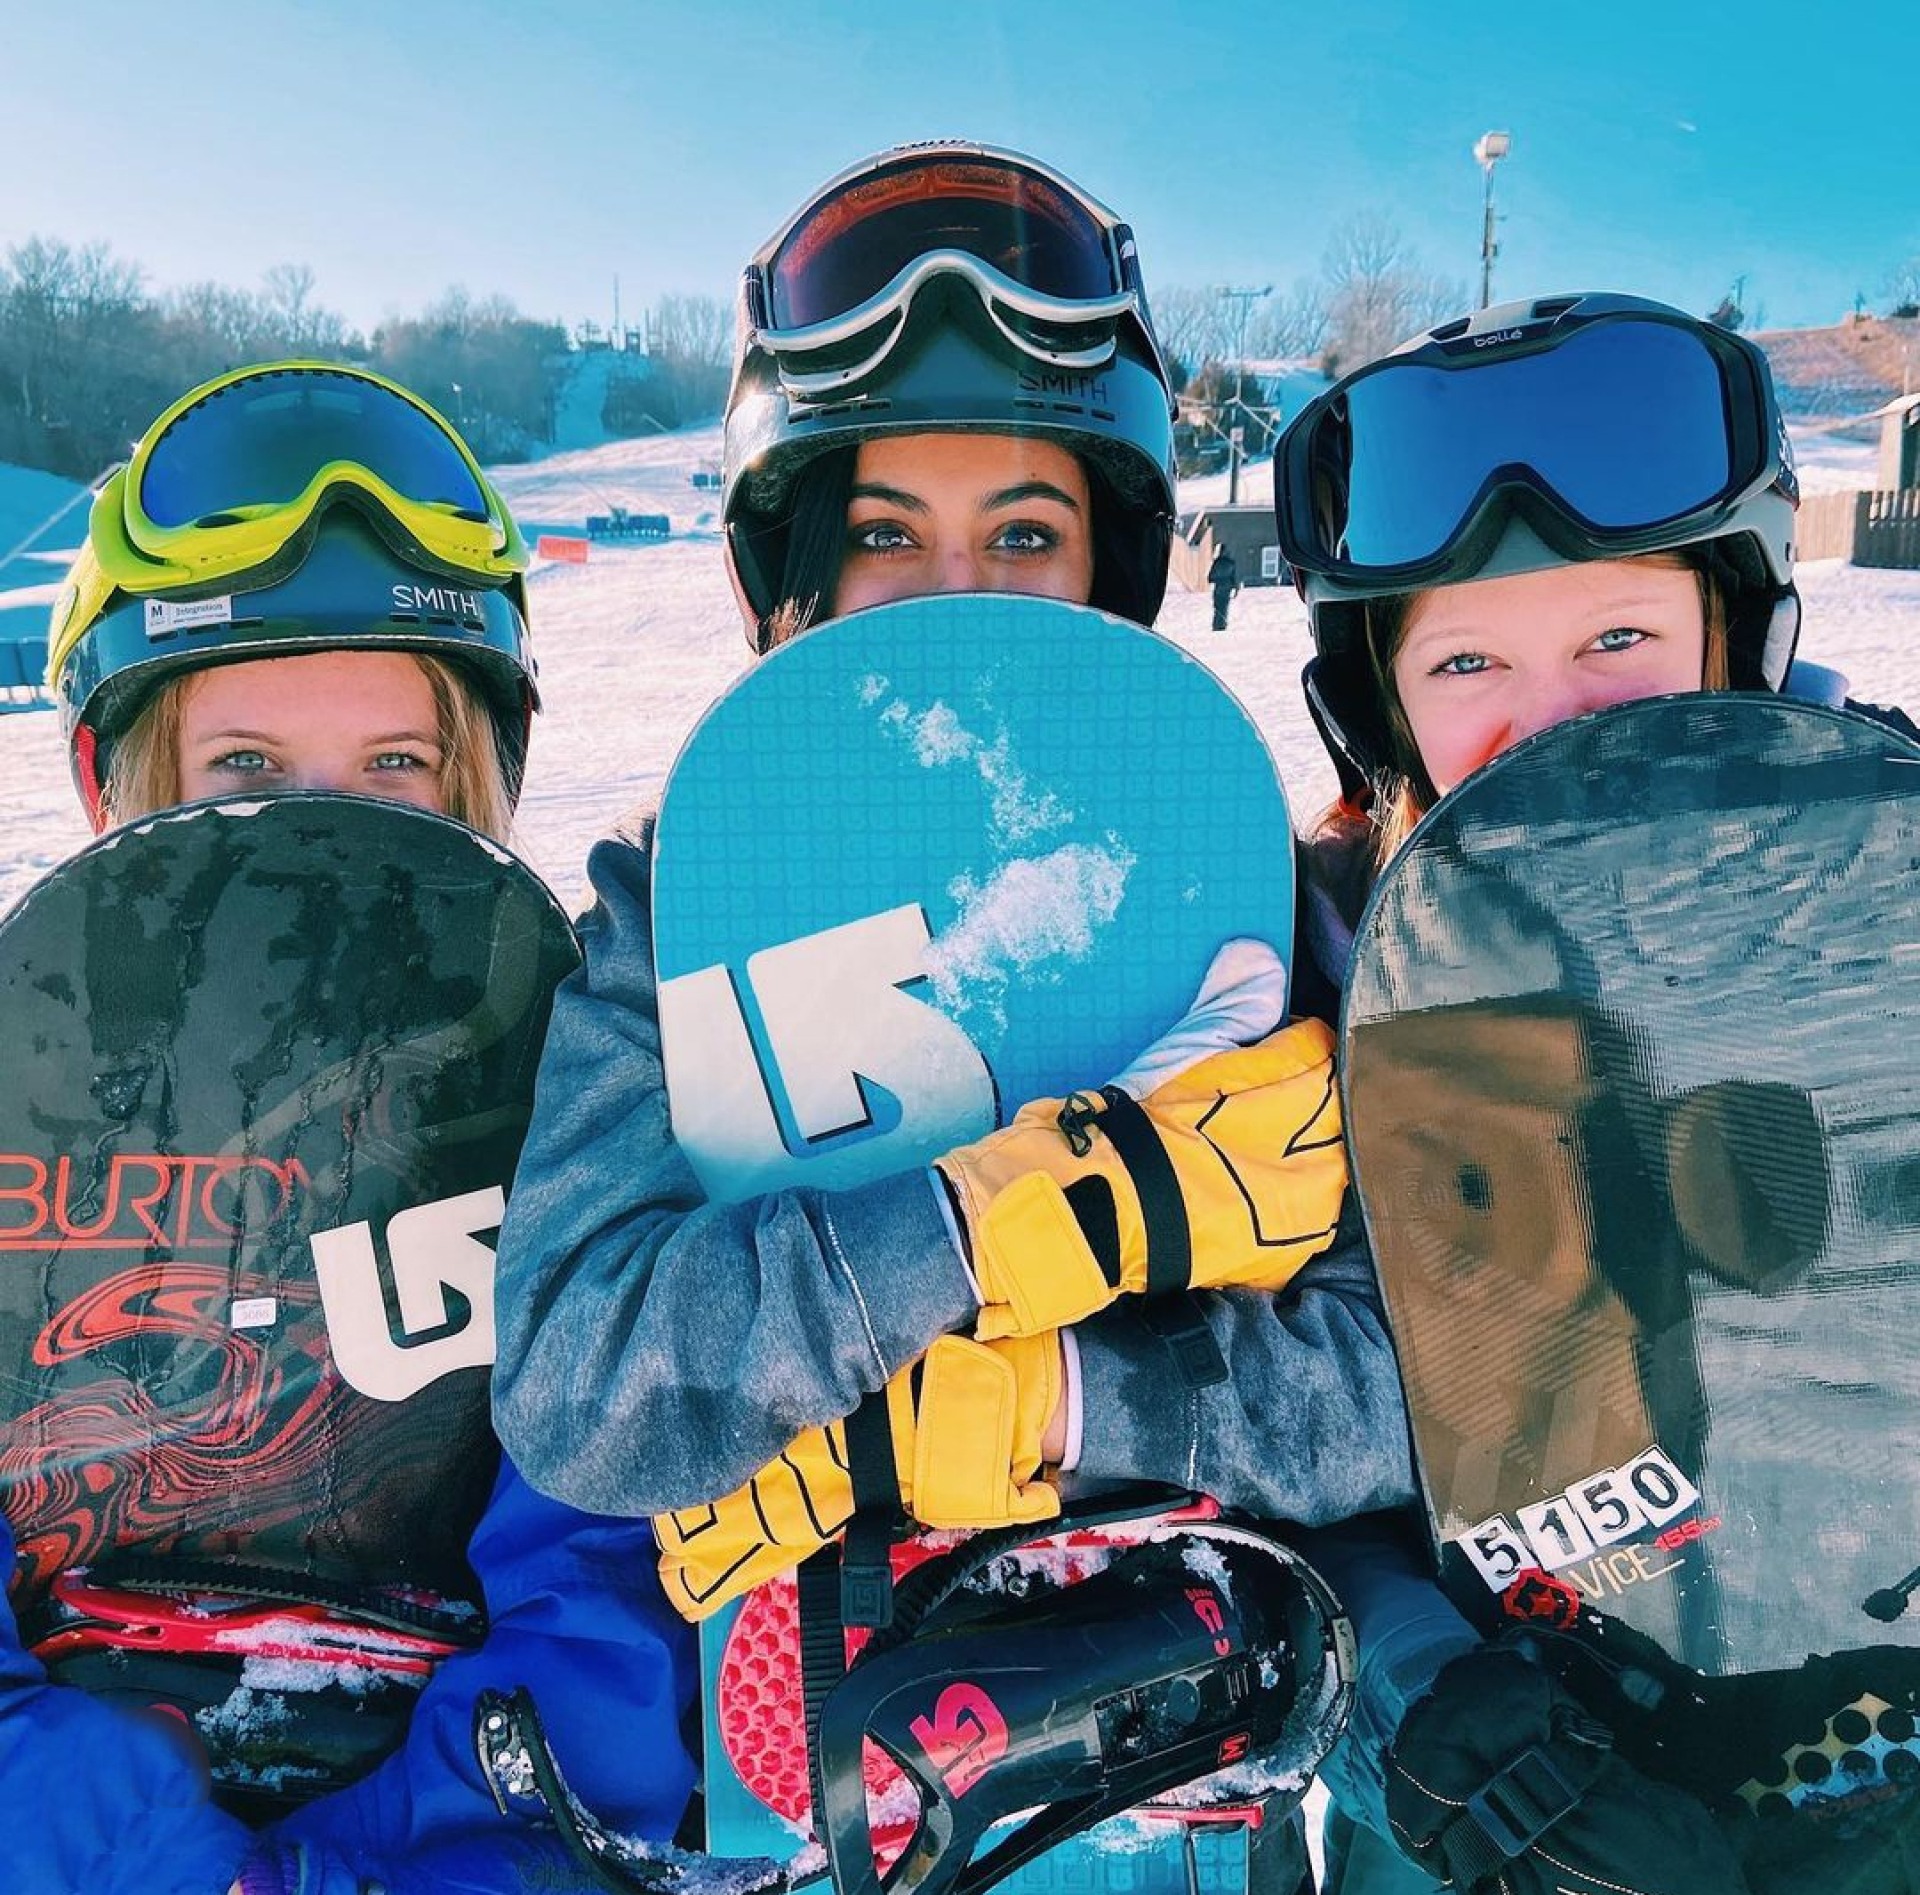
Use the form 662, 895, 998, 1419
0, 237, 157, 473
1150, 286, 1230, 389
648, 293, 730, 371
617, 293, 732, 430
1246, 280, 1329, 362
164, 281, 273, 361
1320, 216, 1463, 378
258, 262, 351, 358
373, 288, 567, 459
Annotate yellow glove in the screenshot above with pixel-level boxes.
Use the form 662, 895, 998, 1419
936, 1017, 1344, 1343
654, 1330, 1062, 1622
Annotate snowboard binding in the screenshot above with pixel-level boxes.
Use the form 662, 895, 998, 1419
27, 1564, 481, 1819
476, 1507, 1352, 1895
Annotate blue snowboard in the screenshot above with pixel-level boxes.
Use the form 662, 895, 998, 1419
654, 592, 1295, 1204
652, 594, 1299, 1890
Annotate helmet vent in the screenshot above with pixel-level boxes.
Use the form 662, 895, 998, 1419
1430, 317, 1471, 342
1531, 295, 1582, 319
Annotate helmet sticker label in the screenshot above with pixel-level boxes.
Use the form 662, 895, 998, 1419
144, 595, 233, 639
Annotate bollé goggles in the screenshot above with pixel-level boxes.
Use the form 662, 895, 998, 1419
84, 362, 524, 609
743, 144, 1170, 398
1275, 310, 1793, 588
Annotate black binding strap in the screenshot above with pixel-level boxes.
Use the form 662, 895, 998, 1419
839, 1389, 904, 1629
798, 1385, 908, 1853
797, 1546, 848, 1861
1088, 1085, 1191, 1295
1435, 1741, 1598, 1888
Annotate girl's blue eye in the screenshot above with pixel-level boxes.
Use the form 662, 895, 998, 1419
213, 749, 272, 773
1431, 652, 1490, 677
1593, 627, 1649, 653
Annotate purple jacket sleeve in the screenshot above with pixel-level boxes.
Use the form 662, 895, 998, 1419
242, 1457, 697, 1895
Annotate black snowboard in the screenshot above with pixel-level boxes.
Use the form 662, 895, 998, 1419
0, 794, 577, 1618
1344, 694, 1920, 1845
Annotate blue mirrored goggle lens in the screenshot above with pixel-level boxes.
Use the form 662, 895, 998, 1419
138, 370, 492, 531
1332, 322, 1735, 568
767, 158, 1118, 331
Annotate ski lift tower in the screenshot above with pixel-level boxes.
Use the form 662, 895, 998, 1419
1216, 284, 1271, 504
1474, 131, 1512, 309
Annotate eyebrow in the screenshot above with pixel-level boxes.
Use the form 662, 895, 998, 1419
981, 481, 1082, 513
847, 480, 1086, 515
1407, 585, 1691, 638
849, 482, 928, 513
189, 726, 442, 746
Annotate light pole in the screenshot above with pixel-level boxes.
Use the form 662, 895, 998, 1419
1216, 284, 1270, 504
1474, 131, 1511, 309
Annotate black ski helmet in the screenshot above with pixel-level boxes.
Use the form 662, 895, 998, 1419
723, 142, 1179, 649
1275, 292, 1801, 793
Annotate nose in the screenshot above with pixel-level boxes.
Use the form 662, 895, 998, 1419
290, 764, 357, 796
1506, 674, 1615, 752
938, 546, 989, 594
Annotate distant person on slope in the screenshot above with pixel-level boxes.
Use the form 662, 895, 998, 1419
1209, 541, 1241, 629
0, 361, 694, 1895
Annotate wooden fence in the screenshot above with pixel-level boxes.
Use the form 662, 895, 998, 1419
1796, 489, 1920, 568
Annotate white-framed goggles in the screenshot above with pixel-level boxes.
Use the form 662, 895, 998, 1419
743, 144, 1171, 399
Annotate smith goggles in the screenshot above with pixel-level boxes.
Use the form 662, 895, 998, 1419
1276, 311, 1791, 585
744, 145, 1168, 398
87, 362, 524, 604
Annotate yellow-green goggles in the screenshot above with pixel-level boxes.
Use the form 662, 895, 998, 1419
80, 361, 524, 621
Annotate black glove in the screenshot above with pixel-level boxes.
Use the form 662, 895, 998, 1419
1385, 1645, 1752, 1895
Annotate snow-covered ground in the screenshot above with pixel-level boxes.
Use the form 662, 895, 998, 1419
1785, 417, 1883, 496
0, 420, 1915, 918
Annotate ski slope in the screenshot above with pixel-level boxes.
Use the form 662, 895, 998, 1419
0, 419, 1912, 919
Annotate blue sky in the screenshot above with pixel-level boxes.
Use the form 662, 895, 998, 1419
5, 0, 1916, 339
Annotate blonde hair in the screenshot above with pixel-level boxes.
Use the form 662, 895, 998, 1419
100, 651, 517, 844
1347, 551, 1732, 870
